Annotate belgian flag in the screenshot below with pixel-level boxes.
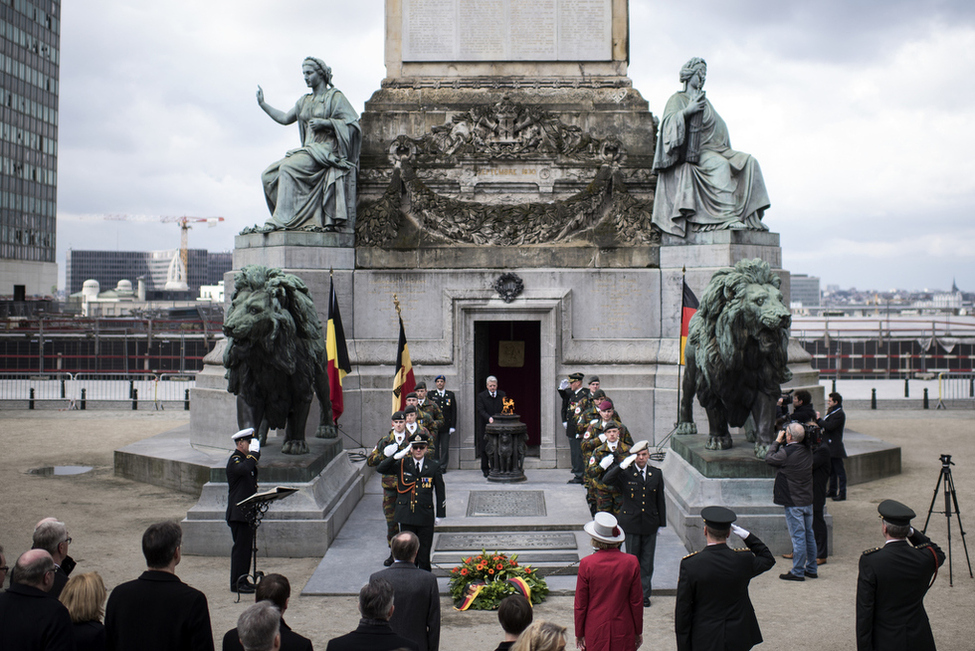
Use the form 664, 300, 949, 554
391, 311, 416, 414
680, 279, 699, 366
326, 274, 351, 422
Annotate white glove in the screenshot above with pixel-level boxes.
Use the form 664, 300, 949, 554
394, 442, 413, 460
620, 454, 636, 470
248, 438, 261, 453
383, 443, 398, 457
598, 433, 607, 443
731, 524, 750, 539
563, 421, 568, 429
449, 427, 456, 435
435, 517, 443, 526
599, 455, 614, 470
559, 378, 570, 390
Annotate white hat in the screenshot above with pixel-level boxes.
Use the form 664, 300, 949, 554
232, 428, 255, 441
584, 512, 625, 544
631, 440, 649, 454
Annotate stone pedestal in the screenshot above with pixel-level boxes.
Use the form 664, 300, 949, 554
485, 413, 528, 483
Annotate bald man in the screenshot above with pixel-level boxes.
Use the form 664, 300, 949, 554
0, 549, 75, 650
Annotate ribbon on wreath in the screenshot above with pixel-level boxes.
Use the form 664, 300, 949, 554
454, 581, 487, 611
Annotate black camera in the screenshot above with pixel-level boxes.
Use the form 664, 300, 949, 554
779, 390, 794, 406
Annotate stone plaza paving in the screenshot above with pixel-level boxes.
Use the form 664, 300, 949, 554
1, 407, 973, 649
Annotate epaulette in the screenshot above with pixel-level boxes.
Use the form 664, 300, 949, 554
862, 547, 882, 556
682, 550, 700, 560
733, 547, 752, 553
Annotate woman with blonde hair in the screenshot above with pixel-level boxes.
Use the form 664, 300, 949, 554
511, 620, 568, 651
59, 572, 107, 651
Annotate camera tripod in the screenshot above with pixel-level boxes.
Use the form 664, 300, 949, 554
923, 454, 973, 586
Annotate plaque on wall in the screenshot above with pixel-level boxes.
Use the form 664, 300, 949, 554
498, 341, 525, 368
402, 0, 612, 62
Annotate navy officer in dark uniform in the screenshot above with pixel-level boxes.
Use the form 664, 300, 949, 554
602, 440, 666, 607
856, 499, 945, 651
675, 506, 775, 651
376, 431, 446, 571
226, 427, 260, 593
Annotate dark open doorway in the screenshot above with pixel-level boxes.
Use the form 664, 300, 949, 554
473, 321, 541, 449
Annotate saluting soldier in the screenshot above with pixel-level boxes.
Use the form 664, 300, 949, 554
856, 499, 945, 651
405, 396, 438, 457
367, 411, 416, 566
376, 432, 446, 572
581, 400, 631, 515
558, 372, 589, 484
602, 440, 666, 607
675, 506, 775, 651
226, 427, 261, 593
415, 382, 445, 438
586, 422, 631, 516
429, 375, 457, 469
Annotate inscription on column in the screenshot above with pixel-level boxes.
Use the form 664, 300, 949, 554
403, 0, 611, 62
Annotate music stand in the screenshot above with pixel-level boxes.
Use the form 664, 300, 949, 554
234, 486, 298, 594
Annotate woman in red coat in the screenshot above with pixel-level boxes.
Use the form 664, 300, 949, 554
574, 512, 644, 650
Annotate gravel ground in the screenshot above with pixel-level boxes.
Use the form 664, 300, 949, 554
1, 408, 974, 650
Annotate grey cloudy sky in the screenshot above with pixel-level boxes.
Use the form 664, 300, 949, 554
56, 0, 975, 292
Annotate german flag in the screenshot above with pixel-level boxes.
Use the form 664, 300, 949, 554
680, 279, 699, 366
392, 312, 416, 414
326, 273, 351, 422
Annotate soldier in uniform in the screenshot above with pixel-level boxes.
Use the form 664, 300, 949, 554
675, 506, 775, 651
856, 499, 945, 651
376, 432, 446, 572
415, 382, 445, 441
403, 392, 437, 458
226, 427, 260, 593
580, 401, 631, 515
558, 372, 589, 484
586, 422, 631, 516
430, 375, 457, 470
602, 440, 666, 607
367, 411, 414, 566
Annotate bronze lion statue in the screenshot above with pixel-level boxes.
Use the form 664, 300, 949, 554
223, 265, 336, 455
676, 259, 792, 458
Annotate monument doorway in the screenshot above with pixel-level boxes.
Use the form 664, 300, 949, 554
473, 320, 541, 450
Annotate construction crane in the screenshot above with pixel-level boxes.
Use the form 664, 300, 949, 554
77, 214, 225, 291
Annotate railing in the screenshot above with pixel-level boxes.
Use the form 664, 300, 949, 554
937, 372, 975, 409
0, 371, 197, 410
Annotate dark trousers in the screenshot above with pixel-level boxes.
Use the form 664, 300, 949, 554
828, 458, 847, 497
569, 436, 584, 479
439, 428, 451, 469
812, 506, 828, 558
229, 521, 254, 588
400, 522, 434, 571
479, 437, 491, 475
625, 531, 658, 600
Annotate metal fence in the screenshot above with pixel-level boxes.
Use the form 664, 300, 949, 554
0, 372, 196, 410
937, 372, 975, 408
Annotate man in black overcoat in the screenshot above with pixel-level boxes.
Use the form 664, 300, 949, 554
675, 506, 775, 651
430, 375, 457, 469
376, 432, 446, 571
856, 499, 945, 651
370, 531, 441, 651
0, 549, 74, 651
105, 521, 214, 651
326, 577, 419, 651
820, 392, 847, 501
226, 427, 261, 592
221, 573, 313, 651
475, 376, 505, 477
602, 440, 666, 607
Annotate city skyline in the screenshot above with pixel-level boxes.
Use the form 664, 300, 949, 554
54, 1, 975, 291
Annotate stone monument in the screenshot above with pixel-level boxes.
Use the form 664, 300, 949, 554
484, 398, 529, 482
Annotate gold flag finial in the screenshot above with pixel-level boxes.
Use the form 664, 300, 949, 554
393, 294, 402, 318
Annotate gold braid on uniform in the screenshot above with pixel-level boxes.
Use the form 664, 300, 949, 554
396, 459, 419, 512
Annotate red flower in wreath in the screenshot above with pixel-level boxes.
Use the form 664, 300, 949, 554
476, 563, 485, 570
496, 563, 504, 570
525, 568, 532, 574
460, 568, 468, 575
488, 569, 495, 575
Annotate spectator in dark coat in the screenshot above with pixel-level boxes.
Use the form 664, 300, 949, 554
493, 594, 533, 651
820, 392, 848, 501
369, 531, 440, 651
104, 521, 214, 651
475, 376, 506, 477
766, 423, 817, 581
790, 389, 818, 424
0, 549, 75, 651
60, 572, 108, 651
32, 518, 73, 598
325, 578, 418, 651
811, 429, 831, 563
222, 574, 313, 651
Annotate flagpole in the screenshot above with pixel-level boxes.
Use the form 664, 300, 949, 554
676, 266, 686, 429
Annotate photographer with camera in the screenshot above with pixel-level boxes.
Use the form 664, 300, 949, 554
766, 422, 817, 581
789, 389, 818, 424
